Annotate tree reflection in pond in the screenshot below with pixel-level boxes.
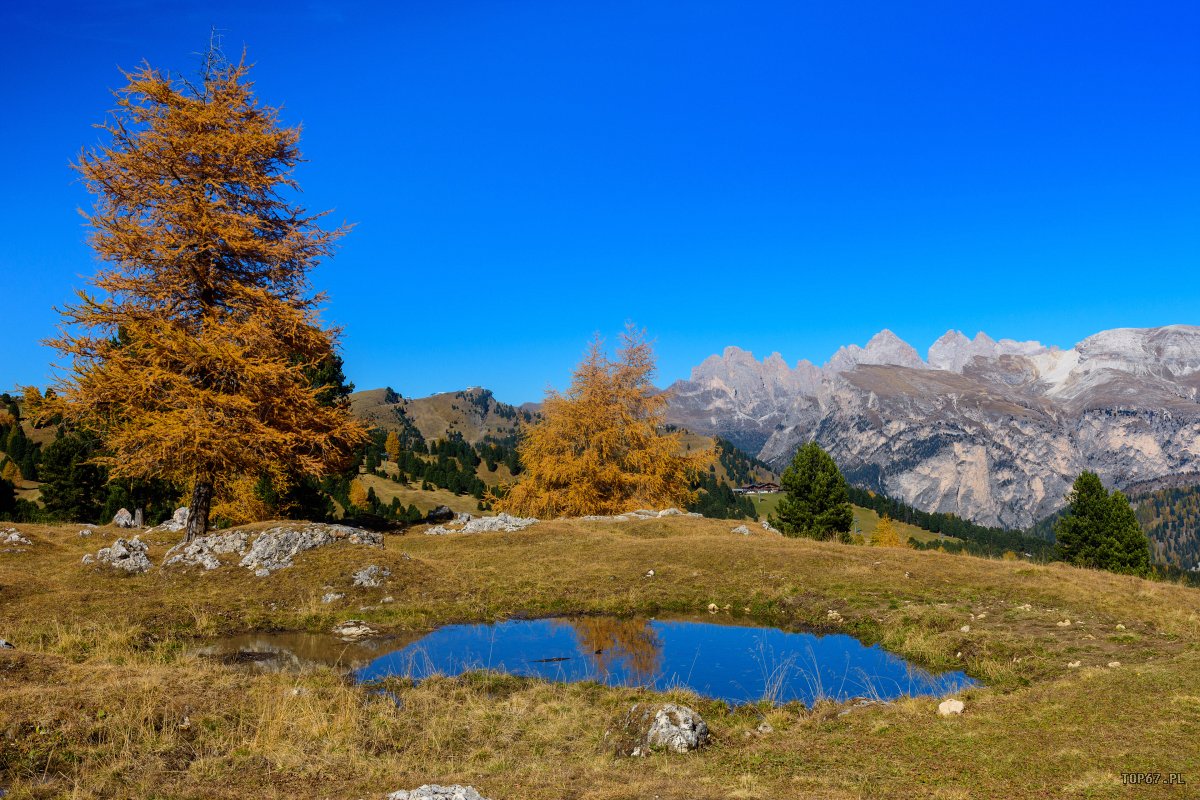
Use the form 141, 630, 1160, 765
560, 617, 661, 683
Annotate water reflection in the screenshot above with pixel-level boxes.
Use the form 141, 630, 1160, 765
352, 617, 976, 706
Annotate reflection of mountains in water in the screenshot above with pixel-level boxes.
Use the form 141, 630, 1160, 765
195, 631, 422, 672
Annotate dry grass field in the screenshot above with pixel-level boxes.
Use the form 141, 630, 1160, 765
0, 515, 1196, 798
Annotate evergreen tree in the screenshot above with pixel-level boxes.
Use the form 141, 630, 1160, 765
39, 431, 109, 523
769, 442, 853, 542
1055, 473, 1152, 575
0, 476, 15, 518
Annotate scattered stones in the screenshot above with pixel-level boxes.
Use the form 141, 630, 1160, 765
322, 593, 344, 604
163, 531, 251, 570
1, 529, 31, 546
937, 698, 965, 717
240, 524, 382, 575
611, 702, 709, 756
386, 786, 491, 800
826, 609, 843, 621
77, 528, 93, 537
353, 564, 391, 588
960, 625, 971, 633
112, 508, 136, 528
426, 513, 537, 535
1056, 619, 1072, 627
1015, 603, 1033, 611
332, 620, 375, 640
731, 525, 751, 535
1067, 661, 1082, 668
92, 537, 152, 573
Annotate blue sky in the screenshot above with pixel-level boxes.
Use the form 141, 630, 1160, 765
3, 1, 1198, 404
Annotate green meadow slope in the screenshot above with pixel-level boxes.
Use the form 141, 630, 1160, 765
1, 515, 1196, 799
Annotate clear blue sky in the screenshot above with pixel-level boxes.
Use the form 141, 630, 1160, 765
3, 1, 1198, 404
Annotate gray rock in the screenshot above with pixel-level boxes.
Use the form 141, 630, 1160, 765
386, 786, 490, 800
938, 698, 965, 716
93, 536, 152, 573
162, 531, 250, 570
239, 524, 382, 575
611, 702, 709, 756
658, 508, 683, 517
353, 564, 391, 588
151, 507, 190, 533
78, 528, 93, 537
112, 508, 136, 528
0, 638, 14, 649
1, 529, 31, 546
760, 520, 781, 534
425, 513, 537, 535
731, 525, 751, 535
321, 592, 344, 604
425, 505, 455, 524
332, 620, 375, 640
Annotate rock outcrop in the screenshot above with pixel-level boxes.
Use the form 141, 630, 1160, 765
352, 564, 390, 587
161, 524, 381, 575
425, 513, 537, 535
609, 702, 710, 756
89, 537, 152, 573
386, 787, 491, 800
667, 325, 1200, 528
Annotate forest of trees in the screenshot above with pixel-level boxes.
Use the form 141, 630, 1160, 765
848, 485, 1055, 559
1130, 484, 1200, 570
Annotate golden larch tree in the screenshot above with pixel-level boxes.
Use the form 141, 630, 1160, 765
872, 514, 903, 547
384, 430, 402, 462
496, 325, 706, 518
48, 47, 367, 539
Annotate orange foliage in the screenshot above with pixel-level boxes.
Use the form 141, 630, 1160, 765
496, 325, 707, 518
46, 50, 366, 536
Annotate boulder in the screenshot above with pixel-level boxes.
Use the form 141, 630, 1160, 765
425, 505, 455, 524
0, 638, 14, 649
93, 537, 152, 573
239, 524, 383, 576
113, 508, 136, 528
760, 520, 781, 534
386, 786, 490, 800
937, 698, 965, 717
353, 564, 391, 588
731, 525, 751, 535
163, 532, 251, 570
658, 508, 683, 517
333, 620, 375, 640
2, 529, 31, 546
321, 592, 344, 604
610, 702, 709, 756
152, 507, 190, 533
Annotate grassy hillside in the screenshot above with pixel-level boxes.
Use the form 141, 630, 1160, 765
749, 492, 955, 545
351, 386, 531, 445
1, 516, 1196, 798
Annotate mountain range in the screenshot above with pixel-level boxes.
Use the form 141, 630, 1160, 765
665, 325, 1200, 529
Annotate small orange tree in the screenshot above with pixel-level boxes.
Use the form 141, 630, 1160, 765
496, 326, 706, 518
48, 47, 366, 539
872, 514, 903, 547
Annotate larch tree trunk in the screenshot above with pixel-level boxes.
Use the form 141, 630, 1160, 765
185, 479, 213, 541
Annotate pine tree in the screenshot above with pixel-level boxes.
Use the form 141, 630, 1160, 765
769, 442, 853, 541
1055, 473, 1152, 576
46, 45, 367, 539
496, 326, 706, 517
0, 460, 21, 483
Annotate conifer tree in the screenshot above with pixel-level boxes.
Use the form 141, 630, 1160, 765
47, 46, 366, 539
1055, 472, 1152, 576
497, 326, 706, 518
348, 479, 369, 510
384, 430, 402, 462
769, 442, 853, 541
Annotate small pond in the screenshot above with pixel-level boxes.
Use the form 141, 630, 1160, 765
353, 617, 975, 706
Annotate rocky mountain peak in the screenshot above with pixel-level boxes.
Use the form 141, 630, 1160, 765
826, 329, 928, 373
